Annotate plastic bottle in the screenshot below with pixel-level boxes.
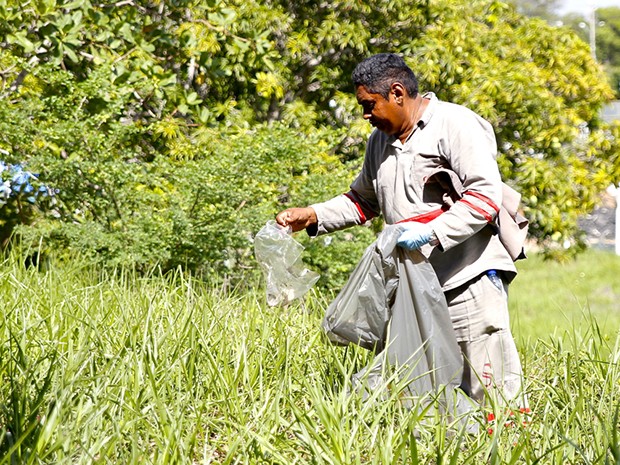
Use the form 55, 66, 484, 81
486, 269, 503, 292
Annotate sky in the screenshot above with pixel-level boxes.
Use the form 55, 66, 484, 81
558, 0, 620, 15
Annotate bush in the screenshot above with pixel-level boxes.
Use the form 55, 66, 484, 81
0, 160, 57, 249
13, 120, 372, 286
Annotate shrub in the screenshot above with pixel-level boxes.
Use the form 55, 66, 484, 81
0, 160, 57, 249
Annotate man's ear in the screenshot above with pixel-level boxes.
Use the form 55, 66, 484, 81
390, 82, 407, 104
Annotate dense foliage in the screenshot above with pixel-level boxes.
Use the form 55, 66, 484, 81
511, 1, 620, 98
510, 0, 560, 18
595, 7, 620, 96
0, 0, 619, 284
0, 162, 57, 249
565, 7, 620, 96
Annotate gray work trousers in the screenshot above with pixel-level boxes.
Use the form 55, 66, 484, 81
445, 272, 527, 407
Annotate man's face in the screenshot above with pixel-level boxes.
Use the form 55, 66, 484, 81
355, 85, 404, 136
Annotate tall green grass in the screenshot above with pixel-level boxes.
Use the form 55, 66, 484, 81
1, 251, 619, 464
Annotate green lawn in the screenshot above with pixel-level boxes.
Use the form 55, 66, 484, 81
510, 249, 620, 343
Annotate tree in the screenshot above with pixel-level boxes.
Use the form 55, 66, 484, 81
541, 8, 620, 97
507, 0, 561, 20
593, 7, 620, 95
0, 0, 618, 284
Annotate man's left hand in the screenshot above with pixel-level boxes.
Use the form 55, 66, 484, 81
397, 222, 434, 250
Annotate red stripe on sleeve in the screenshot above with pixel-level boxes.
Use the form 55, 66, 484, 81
459, 198, 494, 222
343, 192, 367, 223
463, 191, 500, 213
397, 207, 446, 224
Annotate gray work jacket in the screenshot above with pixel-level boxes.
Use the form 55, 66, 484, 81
310, 93, 516, 291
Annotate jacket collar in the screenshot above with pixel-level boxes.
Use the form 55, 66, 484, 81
389, 92, 438, 148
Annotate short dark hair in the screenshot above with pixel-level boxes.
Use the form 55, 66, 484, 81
352, 53, 418, 100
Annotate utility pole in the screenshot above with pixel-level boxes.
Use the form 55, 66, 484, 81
589, 7, 597, 60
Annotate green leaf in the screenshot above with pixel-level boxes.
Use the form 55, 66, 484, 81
7, 32, 36, 53
64, 46, 79, 63
186, 92, 203, 105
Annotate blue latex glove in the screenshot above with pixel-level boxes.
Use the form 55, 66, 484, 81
397, 222, 434, 250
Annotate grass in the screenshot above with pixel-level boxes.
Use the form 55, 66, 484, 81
510, 249, 620, 342
0, 249, 619, 463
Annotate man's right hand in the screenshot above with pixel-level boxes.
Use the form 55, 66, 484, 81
275, 207, 318, 232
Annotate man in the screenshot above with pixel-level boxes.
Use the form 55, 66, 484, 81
276, 53, 525, 406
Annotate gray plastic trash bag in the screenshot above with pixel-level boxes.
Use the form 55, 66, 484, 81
322, 225, 400, 351
322, 224, 463, 398
254, 220, 320, 306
